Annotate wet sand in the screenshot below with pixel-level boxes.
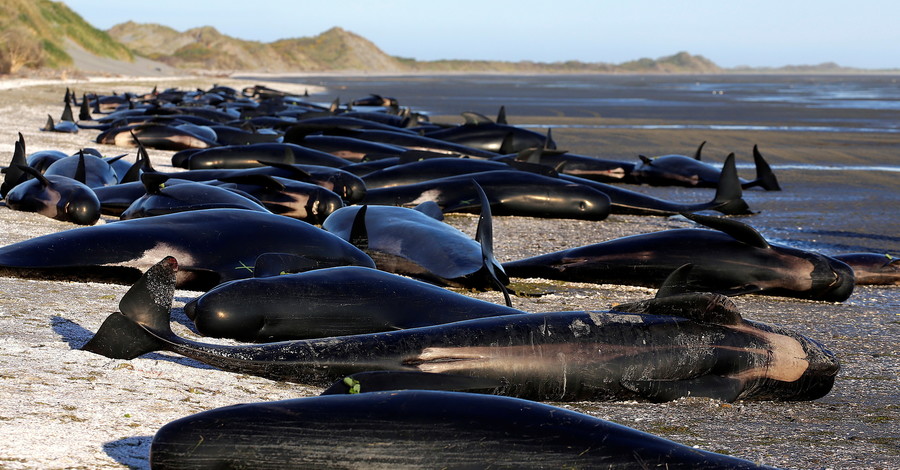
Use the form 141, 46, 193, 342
0, 76, 897, 469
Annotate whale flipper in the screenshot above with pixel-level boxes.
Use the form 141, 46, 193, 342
683, 212, 770, 249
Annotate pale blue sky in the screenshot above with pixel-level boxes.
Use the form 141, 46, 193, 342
63, 0, 898, 69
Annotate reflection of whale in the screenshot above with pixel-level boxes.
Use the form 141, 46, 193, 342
503, 213, 855, 301
0, 209, 373, 290
83, 257, 839, 403
149, 390, 774, 469
632, 143, 781, 191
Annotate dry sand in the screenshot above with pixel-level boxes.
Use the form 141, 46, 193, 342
0, 76, 896, 469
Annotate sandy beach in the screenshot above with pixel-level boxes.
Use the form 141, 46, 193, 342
0, 75, 896, 469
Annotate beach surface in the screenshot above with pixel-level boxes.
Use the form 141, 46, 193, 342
0, 75, 896, 469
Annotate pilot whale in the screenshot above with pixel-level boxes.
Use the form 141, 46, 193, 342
0, 209, 373, 290
503, 213, 855, 302
82, 257, 839, 403
149, 390, 775, 469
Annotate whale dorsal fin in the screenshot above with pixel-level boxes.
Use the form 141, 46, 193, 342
498, 132, 516, 155
79, 93, 93, 121
349, 205, 369, 250
1, 139, 30, 197
543, 128, 555, 150
74, 151, 87, 185
496, 106, 508, 125
461, 111, 493, 125
752, 145, 781, 191
682, 212, 769, 249
61, 101, 75, 123
693, 141, 706, 161
42, 115, 55, 132
655, 264, 695, 298
638, 155, 653, 165
472, 180, 512, 307
612, 292, 743, 326
413, 201, 444, 220
140, 172, 171, 195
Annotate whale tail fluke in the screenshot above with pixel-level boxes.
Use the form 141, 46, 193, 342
80, 311, 165, 360
711, 153, 753, 215
751, 145, 781, 191
81, 257, 178, 359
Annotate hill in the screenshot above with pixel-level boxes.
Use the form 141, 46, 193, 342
109, 22, 728, 75
108, 22, 408, 73
0, 0, 132, 73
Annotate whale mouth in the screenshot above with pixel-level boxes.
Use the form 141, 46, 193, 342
821, 258, 856, 301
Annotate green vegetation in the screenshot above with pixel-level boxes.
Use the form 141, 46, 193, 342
0, 0, 132, 73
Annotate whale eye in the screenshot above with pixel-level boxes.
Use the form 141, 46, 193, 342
579, 201, 587, 211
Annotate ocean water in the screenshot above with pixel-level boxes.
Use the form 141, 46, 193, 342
245, 73, 900, 132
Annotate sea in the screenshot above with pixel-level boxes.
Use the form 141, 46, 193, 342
239, 73, 900, 312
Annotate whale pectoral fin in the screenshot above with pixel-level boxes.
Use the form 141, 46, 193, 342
320, 371, 502, 395
682, 212, 769, 249
621, 376, 745, 403
612, 292, 743, 326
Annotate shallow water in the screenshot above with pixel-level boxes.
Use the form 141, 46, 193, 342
243, 73, 900, 132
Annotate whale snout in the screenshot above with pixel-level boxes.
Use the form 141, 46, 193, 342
818, 257, 856, 302
745, 321, 840, 401
65, 197, 101, 226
